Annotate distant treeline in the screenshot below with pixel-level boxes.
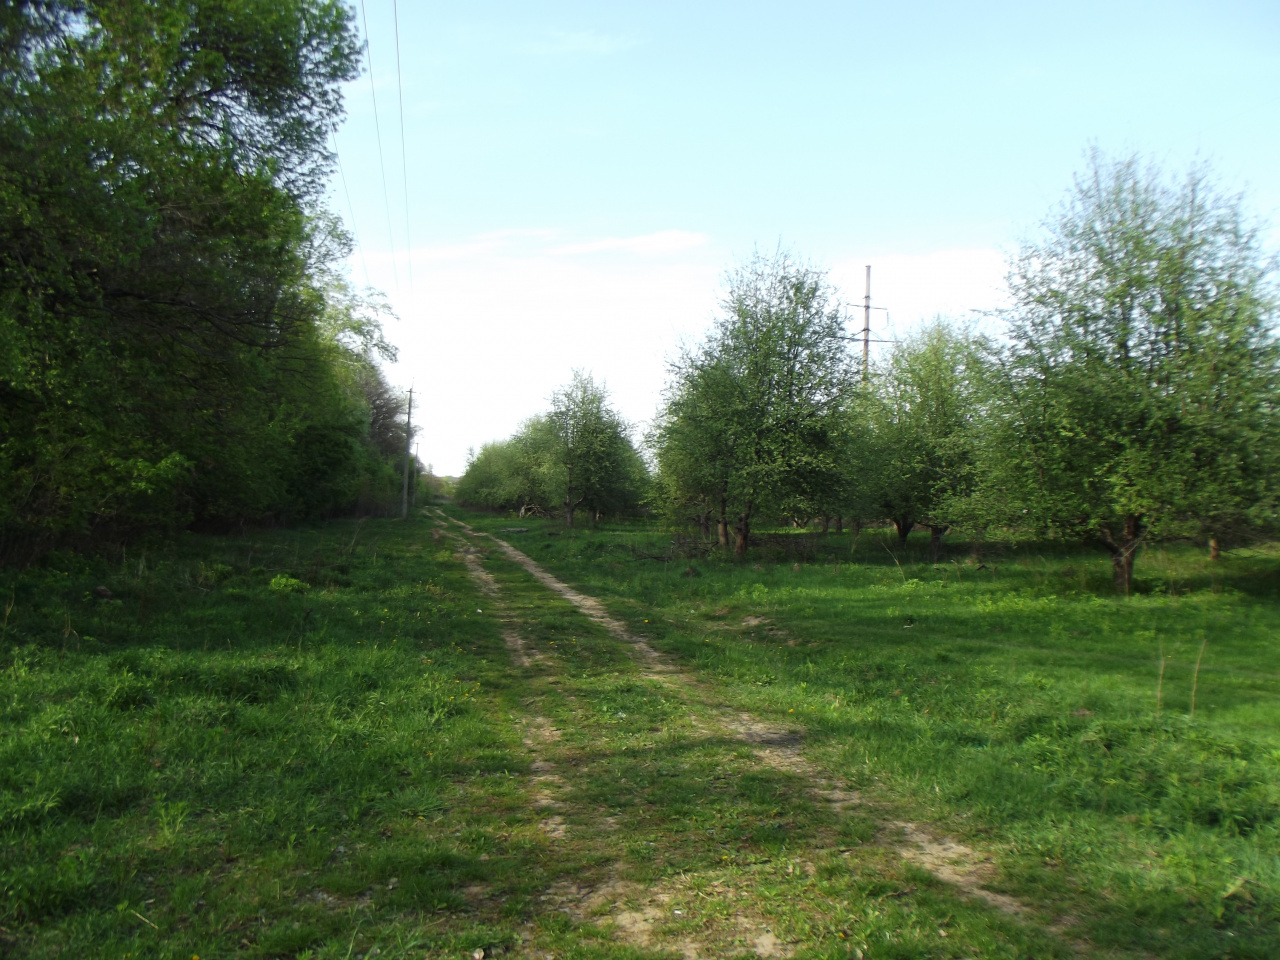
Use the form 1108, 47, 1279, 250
461, 155, 1280, 591
1, 1, 415, 564
455, 372, 647, 527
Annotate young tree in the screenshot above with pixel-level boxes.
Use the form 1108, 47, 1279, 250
652, 355, 738, 543
868, 321, 986, 557
985, 153, 1279, 591
656, 251, 855, 556
545, 372, 641, 528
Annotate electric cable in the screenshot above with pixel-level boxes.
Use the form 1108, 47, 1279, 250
391, 0, 414, 293
358, 0, 400, 288
331, 129, 372, 288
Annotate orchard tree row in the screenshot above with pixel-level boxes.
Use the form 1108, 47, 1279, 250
1, 1, 415, 564
653, 156, 1279, 590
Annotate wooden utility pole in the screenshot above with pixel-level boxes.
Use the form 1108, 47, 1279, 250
862, 265, 872, 381
410, 444, 419, 509
400, 386, 413, 520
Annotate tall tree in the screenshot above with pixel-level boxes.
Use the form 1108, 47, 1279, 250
656, 252, 854, 555
0, 1, 368, 556
983, 153, 1279, 590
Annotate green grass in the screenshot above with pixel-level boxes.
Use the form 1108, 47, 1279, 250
3, 510, 1278, 959
0, 519, 544, 958
446, 509, 1280, 959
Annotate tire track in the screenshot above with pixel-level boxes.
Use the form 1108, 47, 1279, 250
434, 511, 1083, 953
432, 517, 567, 844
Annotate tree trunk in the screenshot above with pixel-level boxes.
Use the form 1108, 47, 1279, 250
699, 510, 711, 540
819, 516, 830, 534
1100, 515, 1142, 594
734, 513, 751, 557
717, 494, 729, 546
835, 515, 843, 534
1209, 536, 1221, 561
564, 466, 575, 528
1110, 549, 1133, 593
928, 524, 948, 562
849, 518, 862, 556
894, 517, 913, 546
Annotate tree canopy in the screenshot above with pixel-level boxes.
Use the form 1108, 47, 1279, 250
865, 322, 986, 554
456, 373, 646, 524
645, 158, 1278, 589
1, 1, 413, 563
973, 154, 1280, 589
654, 252, 855, 554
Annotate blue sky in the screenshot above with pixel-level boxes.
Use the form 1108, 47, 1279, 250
328, 1, 1280, 475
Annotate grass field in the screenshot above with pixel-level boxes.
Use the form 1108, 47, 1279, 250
2, 510, 1277, 958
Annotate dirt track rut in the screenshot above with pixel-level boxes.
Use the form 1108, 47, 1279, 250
432, 510, 1082, 957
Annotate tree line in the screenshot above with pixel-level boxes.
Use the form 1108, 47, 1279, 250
455, 372, 647, 527
1, 1, 417, 564
463, 155, 1280, 591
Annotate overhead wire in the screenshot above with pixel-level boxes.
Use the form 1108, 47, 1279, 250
358, 0, 399, 288
330, 129, 371, 288
391, 0, 414, 293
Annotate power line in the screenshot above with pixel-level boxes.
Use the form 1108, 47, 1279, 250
358, 0, 399, 288
331, 129, 371, 287
391, 0, 414, 293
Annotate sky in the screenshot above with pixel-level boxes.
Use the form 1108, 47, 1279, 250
326, 0, 1280, 476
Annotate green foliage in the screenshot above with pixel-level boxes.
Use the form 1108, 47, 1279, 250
546, 371, 646, 526
861, 321, 987, 544
653, 251, 855, 552
647, 158, 1278, 591
971, 154, 1280, 585
456, 372, 646, 523
267, 573, 310, 593
0, 1, 412, 562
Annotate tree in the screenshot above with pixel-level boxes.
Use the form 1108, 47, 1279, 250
984, 153, 1279, 591
651, 354, 738, 543
655, 252, 855, 555
456, 372, 645, 525
867, 321, 985, 557
455, 435, 549, 515
546, 372, 640, 527
0, 1, 395, 557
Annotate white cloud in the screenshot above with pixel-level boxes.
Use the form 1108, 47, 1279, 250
359, 237, 1013, 476
366, 231, 722, 475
